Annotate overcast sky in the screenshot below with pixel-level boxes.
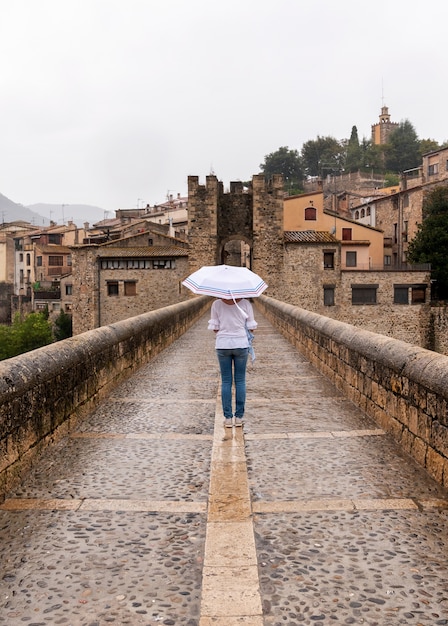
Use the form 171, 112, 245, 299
1, 0, 446, 213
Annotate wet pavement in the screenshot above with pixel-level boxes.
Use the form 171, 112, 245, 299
1, 308, 448, 626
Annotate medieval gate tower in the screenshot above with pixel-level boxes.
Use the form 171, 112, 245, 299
187, 174, 284, 299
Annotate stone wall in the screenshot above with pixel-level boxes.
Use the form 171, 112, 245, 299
257, 295, 448, 489
430, 305, 448, 356
97, 258, 190, 327
0, 296, 210, 501
279, 242, 431, 347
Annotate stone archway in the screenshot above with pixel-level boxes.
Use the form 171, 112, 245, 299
220, 234, 252, 268
187, 174, 284, 297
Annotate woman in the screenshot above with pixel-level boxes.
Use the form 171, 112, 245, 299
208, 297, 257, 427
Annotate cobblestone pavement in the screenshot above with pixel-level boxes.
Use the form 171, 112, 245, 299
1, 308, 448, 626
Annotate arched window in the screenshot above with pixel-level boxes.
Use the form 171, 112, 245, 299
355, 210, 359, 220
361, 208, 365, 218
366, 206, 371, 216
304, 206, 317, 221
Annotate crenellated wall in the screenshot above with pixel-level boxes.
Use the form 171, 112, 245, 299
257, 295, 448, 489
0, 296, 210, 501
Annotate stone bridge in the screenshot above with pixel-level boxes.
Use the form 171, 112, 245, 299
0, 298, 447, 624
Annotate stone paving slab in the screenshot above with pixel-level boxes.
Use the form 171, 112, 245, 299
245, 435, 447, 501
9, 436, 211, 501
0, 509, 205, 625
254, 509, 448, 625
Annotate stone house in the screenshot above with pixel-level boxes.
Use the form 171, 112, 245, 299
281, 231, 431, 346
70, 229, 190, 334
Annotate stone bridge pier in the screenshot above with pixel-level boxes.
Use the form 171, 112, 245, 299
1, 305, 448, 624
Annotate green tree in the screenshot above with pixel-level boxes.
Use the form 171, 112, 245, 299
0, 325, 16, 360
384, 172, 400, 186
419, 138, 440, 158
301, 135, 345, 177
13, 312, 53, 354
54, 310, 73, 341
384, 119, 420, 173
345, 126, 361, 172
0, 312, 53, 360
260, 146, 303, 193
358, 138, 384, 171
407, 186, 448, 300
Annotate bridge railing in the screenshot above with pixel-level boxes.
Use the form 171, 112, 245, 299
0, 296, 210, 501
257, 295, 448, 489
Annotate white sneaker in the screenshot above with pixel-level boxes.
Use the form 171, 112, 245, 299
234, 417, 244, 427
224, 418, 233, 428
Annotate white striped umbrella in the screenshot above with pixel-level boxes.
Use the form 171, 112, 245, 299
182, 264, 268, 299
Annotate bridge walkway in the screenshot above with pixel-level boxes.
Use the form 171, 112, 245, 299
1, 309, 448, 625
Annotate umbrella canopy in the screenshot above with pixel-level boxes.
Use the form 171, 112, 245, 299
182, 264, 268, 299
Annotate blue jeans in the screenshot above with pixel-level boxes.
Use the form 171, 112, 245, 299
216, 348, 249, 419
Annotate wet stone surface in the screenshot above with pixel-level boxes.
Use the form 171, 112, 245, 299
254, 509, 448, 625
78, 399, 216, 436
2, 311, 448, 625
10, 437, 211, 501
0, 509, 205, 625
246, 436, 447, 501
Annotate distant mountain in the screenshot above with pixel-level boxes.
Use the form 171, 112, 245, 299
0, 193, 108, 228
26, 203, 107, 227
0, 193, 49, 226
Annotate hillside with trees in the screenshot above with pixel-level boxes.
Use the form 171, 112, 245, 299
260, 119, 447, 193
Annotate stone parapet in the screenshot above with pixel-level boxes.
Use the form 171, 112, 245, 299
257, 295, 448, 489
0, 296, 210, 501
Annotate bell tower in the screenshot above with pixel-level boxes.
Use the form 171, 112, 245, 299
371, 105, 399, 145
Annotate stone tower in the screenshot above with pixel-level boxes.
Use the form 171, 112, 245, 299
187, 173, 284, 298
371, 105, 399, 145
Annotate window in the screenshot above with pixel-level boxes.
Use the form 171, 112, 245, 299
403, 221, 408, 242
67, 255, 72, 266
26, 253, 31, 265
354, 210, 359, 220
124, 281, 137, 296
411, 286, 426, 303
342, 228, 352, 241
304, 206, 317, 221
360, 208, 365, 218
352, 285, 377, 304
324, 286, 335, 306
49, 255, 63, 266
428, 163, 439, 176
107, 281, 119, 296
153, 259, 175, 269
366, 206, 371, 216
37, 256, 42, 266
403, 193, 409, 207
394, 287, 409, 304
48, 234, 62, 245
346, 251, 357, 267
394, 285, 426, 304
323, 251, 334, 269
19, 253, 23, 262
65, 284, 73, 296
384, 255, 391, 266
101, 258, 153, 269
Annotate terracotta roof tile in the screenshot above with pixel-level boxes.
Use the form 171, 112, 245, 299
96, 246, 188, 258
284, 230, 339, 243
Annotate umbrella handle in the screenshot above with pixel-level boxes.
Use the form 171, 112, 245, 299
230, 292, 249, 319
